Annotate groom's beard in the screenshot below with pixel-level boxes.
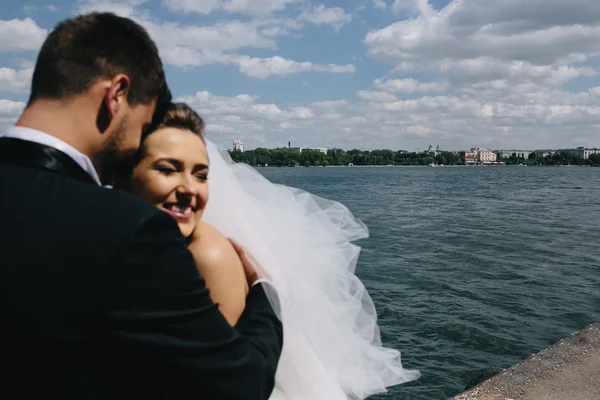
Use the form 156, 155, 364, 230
97, 117, 129, 185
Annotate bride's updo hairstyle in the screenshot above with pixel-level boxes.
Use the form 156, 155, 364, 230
113, 102, 206, 186
143, 102, 206, 144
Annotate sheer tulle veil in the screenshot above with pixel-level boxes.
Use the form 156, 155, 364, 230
202, 140, 421, 399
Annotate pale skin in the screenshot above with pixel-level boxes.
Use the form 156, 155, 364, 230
129, 127, 248, 326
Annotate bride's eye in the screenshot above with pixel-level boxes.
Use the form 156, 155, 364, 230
195, 173, 208, 181
155, 165, 175, 175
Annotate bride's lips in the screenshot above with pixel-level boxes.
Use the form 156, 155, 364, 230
162, 203, 194, 222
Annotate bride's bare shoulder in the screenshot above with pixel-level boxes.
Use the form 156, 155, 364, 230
188, 221, 248, 325
190, 222, 238, 264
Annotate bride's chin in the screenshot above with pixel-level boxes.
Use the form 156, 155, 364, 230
178, 223, 194, 238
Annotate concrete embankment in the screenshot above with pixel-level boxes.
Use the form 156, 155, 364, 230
452, 323, 600, 400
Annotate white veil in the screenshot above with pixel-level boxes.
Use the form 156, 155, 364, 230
202, 140, 421, 399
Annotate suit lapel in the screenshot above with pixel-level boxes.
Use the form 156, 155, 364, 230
0, 137, 98, 185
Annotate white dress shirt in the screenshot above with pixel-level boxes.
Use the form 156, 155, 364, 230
1, 126, 102, 186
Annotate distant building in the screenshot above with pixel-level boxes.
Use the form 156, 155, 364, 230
464, 154, 477, 164
565, 147, 600, 160
532, 147, 600, 160
464, 148, 478, 165
533, 149, 556, 158
232, 137, 244, 152
424, 144, 440, 157
477, 147, 497, 163
498, 149, 532, 159
282, 142, 328, 154
303, 147, 328, 154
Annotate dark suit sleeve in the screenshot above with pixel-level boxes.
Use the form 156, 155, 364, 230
107, 210, 283, 399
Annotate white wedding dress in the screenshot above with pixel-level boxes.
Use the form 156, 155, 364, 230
202, 140, 421, 400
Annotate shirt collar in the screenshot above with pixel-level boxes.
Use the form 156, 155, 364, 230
0, 126, 103, 186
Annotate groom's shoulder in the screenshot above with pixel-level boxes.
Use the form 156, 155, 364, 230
78, 183, 167, 224
77, 184, 186, 244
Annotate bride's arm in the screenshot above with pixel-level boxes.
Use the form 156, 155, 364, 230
187, 221, 249, 326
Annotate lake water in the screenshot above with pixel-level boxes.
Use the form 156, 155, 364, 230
258, 165, 600, 400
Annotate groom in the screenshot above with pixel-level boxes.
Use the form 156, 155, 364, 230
0, 12, 282, 399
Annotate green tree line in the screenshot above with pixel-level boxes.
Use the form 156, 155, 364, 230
499, 152, 600, 166
229, 148, 600, 167
229, 148, 465, 167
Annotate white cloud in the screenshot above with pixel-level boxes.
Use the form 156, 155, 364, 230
279, 122, 298, 129
438, 58, 598, 86
356, 90, 397, 102
252, 103, 282, 117
320, 112, 344, 121
173, 80, 600, 151
0, 67, 33, 93
299, 5, 353, 31
75, 0, 353, 79
338, 0, 600, 149
289, 106, 313, 119
147, 19, 277, 56
372, 0, 387, 10
161, 0, 301, 16
236, 56, 354, 78
224, 0, 299, 15
0, 99, 25, 115
0, 99, 25, 130
391, 0, 434, 18
366, 0, 600, 71
178, 91, 318, 122
23, 5, 58, 13
157, 49, 355, 78
373, 78, 448, 94
175, 91, 331, 147
312, 99, 348, 108
75, 0, 149, 18
160, 0, 220, 15
0, 18, 47, 52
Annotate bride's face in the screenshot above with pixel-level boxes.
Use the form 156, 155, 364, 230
129, 127, 209, 238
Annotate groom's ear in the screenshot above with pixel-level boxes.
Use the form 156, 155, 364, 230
97, 74, 131, 133
105, 74, 131, 117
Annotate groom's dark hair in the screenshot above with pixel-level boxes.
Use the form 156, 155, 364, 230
28, 12, 171, 107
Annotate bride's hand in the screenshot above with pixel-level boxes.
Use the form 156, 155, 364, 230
228, 239, 267, 287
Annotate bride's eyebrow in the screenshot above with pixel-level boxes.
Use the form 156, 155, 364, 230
154, 157, 208, 170
154, 157, 180, 166
193, 163, 209, 171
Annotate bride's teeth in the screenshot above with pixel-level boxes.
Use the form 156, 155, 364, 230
171, 205, 192, 214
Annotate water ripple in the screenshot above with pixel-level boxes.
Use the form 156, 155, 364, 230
261, 166, 600, 399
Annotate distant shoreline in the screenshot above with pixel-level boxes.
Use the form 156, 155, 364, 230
253, 164, 597, 168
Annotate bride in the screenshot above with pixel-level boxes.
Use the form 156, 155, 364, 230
115, 102, 420, 399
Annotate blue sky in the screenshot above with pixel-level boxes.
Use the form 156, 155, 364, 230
2, 0, 600, 151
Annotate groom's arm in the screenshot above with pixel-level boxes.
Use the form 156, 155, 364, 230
107, 209, 283, 399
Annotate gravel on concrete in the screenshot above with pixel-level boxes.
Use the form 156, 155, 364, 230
451, 323, 600, 400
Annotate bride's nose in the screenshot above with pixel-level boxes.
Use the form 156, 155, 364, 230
176, 174, 197, 195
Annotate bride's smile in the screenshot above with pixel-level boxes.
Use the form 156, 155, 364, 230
128, 125, 209, 237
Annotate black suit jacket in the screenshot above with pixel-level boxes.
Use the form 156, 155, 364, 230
0, 137, 283, 399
